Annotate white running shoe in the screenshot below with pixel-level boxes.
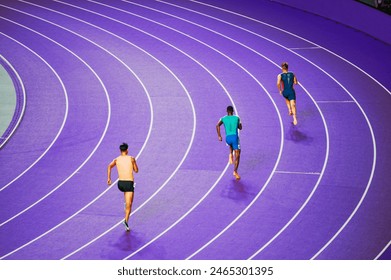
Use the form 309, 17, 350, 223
122, 220, 130, 231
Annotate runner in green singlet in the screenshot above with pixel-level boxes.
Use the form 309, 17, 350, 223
216, 106, 242, 180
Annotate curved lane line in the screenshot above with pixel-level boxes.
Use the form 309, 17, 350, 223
0, 28, 68, 192
13, 0, 154, 173
0, 53, 26, 150
181, 0, 378, 259
375, 240, 391, 260
16, 0, 154, 159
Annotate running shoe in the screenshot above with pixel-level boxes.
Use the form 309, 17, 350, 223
123, 220, 130, 231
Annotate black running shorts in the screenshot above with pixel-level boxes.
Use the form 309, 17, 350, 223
117, 180, 134, 192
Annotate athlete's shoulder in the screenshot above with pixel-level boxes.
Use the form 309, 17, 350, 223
116, 155, 130, 160
221, 115, 229, 121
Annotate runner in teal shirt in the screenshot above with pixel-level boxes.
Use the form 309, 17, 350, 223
221, 115, 240, 136
216, 106, 242, 180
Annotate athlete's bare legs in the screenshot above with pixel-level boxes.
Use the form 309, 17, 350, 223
229, 145, 234, 164
290, 100, 298, 125
285, 98, 292, 115
233, 149, 241, 180
124, 192, 134, 231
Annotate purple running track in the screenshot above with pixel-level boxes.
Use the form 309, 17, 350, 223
0, 0, 390, 260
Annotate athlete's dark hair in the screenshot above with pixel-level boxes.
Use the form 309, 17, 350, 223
119, 142, 128, 151
281, 62, 289, 70
227, 105, 234, 113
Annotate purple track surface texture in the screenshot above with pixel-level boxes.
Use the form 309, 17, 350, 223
0, 0, 390, 260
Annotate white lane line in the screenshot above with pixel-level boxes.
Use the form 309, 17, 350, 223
0, 53, 26, 149
182, 0, 377, 259
317, 100, 356, 103
275, 171, 321, 175
289, 47, 321, 50
18, 0, 156, 157
15, 0, 154, 158
0, 29, 68, 192
375, 240, 391, 260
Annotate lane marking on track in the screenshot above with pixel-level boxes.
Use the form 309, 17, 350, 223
289, 47, 321, 50
375, 240, 391, 260
317, 100, 356, 104
275, 171, 321, 175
